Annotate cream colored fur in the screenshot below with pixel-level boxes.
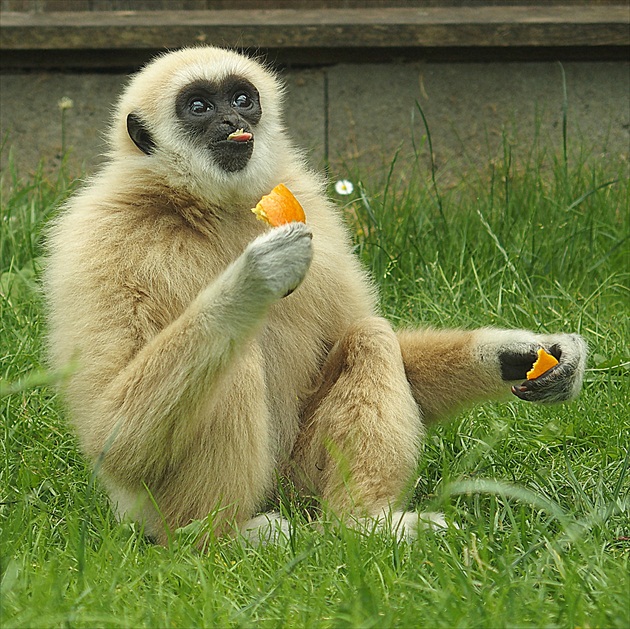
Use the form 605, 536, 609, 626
43, 47, 587, 545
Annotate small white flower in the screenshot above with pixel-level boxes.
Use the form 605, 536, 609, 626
58, 97, 74, 111
335, 179, 354, 195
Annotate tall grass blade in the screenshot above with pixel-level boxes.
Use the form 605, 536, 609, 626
414, 101, 448, 234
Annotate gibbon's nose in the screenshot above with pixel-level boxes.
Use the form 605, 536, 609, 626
221, 111, 241, 127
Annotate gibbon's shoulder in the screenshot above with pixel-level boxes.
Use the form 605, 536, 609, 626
64, 156, 232, 217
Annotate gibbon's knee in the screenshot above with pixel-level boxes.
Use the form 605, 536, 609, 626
290, 317, 422, 515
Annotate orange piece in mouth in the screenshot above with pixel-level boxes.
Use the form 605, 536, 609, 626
252, 184, 306, 227
227, 128, 252, 142
526, 348, 559, 380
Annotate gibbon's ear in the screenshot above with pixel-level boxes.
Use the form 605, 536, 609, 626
127, 113, 156, 155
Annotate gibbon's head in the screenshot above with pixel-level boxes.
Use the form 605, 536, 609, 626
111, 47, 288, 205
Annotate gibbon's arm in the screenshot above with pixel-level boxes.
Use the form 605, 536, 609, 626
83, 223, 313, 486
398, 328, 587, 422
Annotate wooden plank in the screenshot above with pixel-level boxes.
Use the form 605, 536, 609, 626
1, 7, 629, 50
0, 0, 624, 10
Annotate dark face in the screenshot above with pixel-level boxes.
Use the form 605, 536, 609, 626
175, 76, 262, 173
126, 75, 262, 173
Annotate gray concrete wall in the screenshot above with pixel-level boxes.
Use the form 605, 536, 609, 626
1, 61, 628, 186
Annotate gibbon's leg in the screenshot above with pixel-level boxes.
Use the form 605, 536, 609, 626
398, 327, 587, 423
289, 317, 424, 523
84, 223, 313, 511
287, 322, 585, 539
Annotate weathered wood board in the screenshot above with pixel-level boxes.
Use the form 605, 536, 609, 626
1, 7, 628, 51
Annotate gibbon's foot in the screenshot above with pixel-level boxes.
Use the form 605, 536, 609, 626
496, 333, 587, 403
244, 222, 313, 300
240, 512, 291, 546
354, 510, 451, 541
393, 511, 451, 539
240, 510, 452, 545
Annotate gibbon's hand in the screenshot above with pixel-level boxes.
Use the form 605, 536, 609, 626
244, 222, 313, 300
498, 333, 587, 403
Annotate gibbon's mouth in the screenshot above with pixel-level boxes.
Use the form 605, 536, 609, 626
210, 131, 255, 172
226, 129, 253, 143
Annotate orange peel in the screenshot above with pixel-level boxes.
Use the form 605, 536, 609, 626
526, 348, 559, 380
252, 183, 306, 227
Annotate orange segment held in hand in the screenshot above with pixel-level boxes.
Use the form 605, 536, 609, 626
252, 183, 306, 227
526, 348, 559, 380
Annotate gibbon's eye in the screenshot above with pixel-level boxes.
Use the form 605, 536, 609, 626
232, 92, 253, 109
189, 98, 214, 115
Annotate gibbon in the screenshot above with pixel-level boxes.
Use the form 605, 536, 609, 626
44, 47, 587, 545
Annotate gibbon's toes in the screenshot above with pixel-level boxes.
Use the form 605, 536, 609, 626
395, 511, 453, 540
240, 512, 291, 546
372, 510, 454, 541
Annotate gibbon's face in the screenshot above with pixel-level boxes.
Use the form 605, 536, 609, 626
175, 77, 261, 173
114, 47, 286, 199
128, 74, 262, 173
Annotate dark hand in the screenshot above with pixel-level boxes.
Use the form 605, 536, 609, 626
499, 334, 587, 403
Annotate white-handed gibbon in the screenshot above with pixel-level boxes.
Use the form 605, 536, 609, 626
44, 46, 587, 545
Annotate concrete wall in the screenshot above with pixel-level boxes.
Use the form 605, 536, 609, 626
1, 60, 628, 185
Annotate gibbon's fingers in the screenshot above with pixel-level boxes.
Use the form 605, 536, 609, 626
511, 334, 587, 403
244, 222, 313, 300
486, 330, 586, 403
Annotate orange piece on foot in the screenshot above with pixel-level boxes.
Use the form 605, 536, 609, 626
252, 183, 306, 227
526, 348, 559, 380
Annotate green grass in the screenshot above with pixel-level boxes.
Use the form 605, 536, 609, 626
1, 137, 629, 628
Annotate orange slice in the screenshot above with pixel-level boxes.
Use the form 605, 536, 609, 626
252, 183, 306, 227
526, 348, 559, 380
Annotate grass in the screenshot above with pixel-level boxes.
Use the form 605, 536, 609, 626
1, 132, 629, 628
